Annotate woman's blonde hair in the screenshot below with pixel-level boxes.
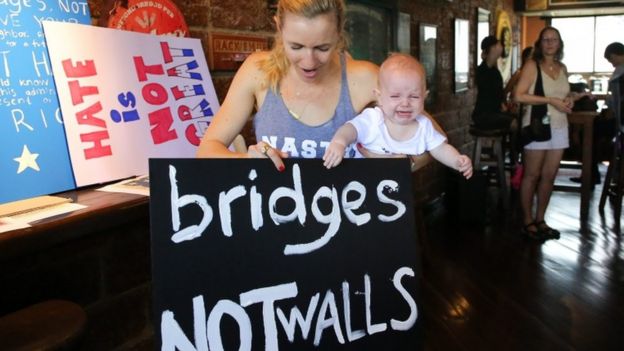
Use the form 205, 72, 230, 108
259, 0, 348, 91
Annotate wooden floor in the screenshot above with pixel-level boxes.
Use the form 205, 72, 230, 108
420, 170, 623, 351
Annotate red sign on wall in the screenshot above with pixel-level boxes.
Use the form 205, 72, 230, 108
209, 33, 269, 71
107, 0, 189, 37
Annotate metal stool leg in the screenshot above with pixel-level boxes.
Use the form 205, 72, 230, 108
473, 136, 483, 170
614, 149, 624, 228
494, 137, 509, 208
600, 133, 623, 220
599, 150, 617, 213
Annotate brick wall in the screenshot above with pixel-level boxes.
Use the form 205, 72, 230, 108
89, 0, 518, 205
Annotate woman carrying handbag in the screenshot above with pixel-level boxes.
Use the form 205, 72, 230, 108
513, 27, 588, 240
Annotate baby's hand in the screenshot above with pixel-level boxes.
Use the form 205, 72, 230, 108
457, 155, 473, 179
323, 141, 346, 169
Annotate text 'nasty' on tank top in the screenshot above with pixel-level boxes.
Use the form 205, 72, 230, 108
254, 55, 356, 159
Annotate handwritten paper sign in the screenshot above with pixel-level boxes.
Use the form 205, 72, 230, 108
43, 21, 219, 186
0, 1, 91, 204
149, 158, 423, 350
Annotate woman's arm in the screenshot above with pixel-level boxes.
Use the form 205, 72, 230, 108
504, 70, 522, 102
196, 52, 288, 169
197, 52, 265, 158
513, 60, 572, 114
561, 66, 593, 103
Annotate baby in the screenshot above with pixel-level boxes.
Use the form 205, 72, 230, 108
323, 53, 473, 179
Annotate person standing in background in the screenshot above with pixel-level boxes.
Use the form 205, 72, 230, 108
514, 26, 582, 240
604, 42, 624, 132
472, 36, 514, 131
567, 43, 623, 186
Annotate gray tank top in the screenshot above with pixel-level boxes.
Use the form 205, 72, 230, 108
254, 55, 356, 159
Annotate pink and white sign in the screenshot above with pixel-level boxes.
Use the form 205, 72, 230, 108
43, 21, 218, 186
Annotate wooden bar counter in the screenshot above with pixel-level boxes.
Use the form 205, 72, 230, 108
0, 188, 153, 351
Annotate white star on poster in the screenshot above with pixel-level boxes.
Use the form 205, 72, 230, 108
13, 145, 40, 174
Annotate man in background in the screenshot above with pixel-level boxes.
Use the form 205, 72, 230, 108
571, 42, 624, 185
605, 42, 624, 132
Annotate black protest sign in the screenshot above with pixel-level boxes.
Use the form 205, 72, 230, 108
149, 158, 422, 350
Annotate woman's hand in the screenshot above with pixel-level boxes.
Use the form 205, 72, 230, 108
549, 97, 573, 114
248, 142, 288, 171
563, 96, 575, 109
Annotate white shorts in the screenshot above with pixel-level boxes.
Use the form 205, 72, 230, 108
524, 126, 569, 150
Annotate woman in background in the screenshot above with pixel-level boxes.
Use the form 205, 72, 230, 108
514, 27, 573, 240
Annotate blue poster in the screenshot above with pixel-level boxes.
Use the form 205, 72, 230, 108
0, 1, 91, 204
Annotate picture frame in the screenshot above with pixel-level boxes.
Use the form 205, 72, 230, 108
454, 18, 469, 93
419, 24, 437, 106
526, 0, 548, 10
476, 8, 490, 67
549, 0, 618, 5
496, 11, 512, 83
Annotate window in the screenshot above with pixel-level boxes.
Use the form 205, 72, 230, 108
345, 2, 394, 65
594, 16, 624, 72
552, 15, 624, 73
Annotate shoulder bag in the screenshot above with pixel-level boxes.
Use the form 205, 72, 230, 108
521, 64, 552, 145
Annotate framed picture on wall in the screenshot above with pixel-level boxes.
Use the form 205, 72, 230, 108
454, 18, 469, 93
526, 0, 547, 10
549, 0, 618, 5
419, 24, 437, 106
496, 10, 512, 83
476, 8, 490, 67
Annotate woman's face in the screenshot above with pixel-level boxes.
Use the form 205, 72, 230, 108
280, 12, 340, 81
539, 29, 561, 57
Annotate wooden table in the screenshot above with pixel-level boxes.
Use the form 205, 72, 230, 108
555, 111, 598, 222
0, 187, 148, 260
0, 187, 152, 349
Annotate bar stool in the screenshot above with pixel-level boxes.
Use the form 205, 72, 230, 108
599, 132, 624, 226
0, 300, 87, 351
470, 125, 509, 207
